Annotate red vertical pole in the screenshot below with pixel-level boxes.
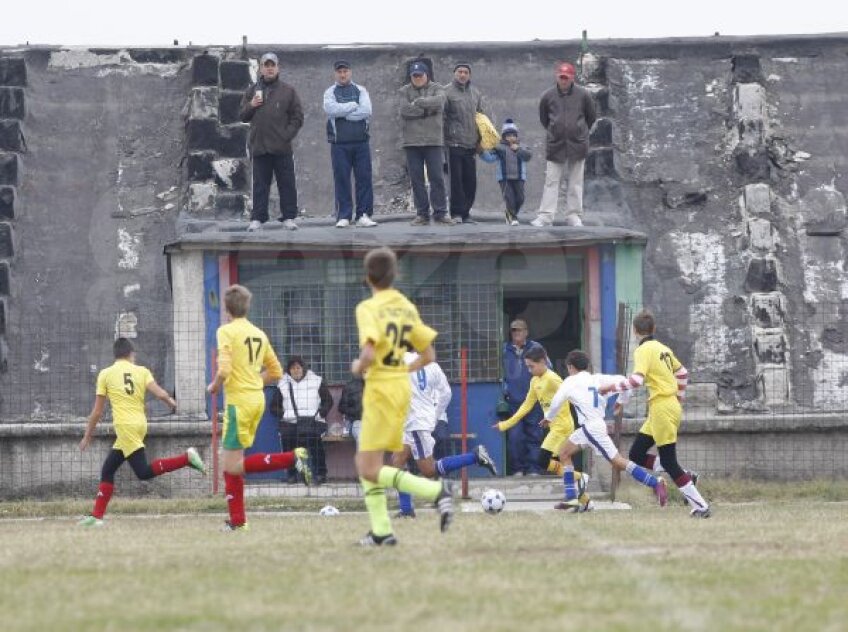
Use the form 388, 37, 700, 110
211, 349, 220, 495
461, 347, 469, 500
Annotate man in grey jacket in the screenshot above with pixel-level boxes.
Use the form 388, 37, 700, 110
399, 62, 455, 226
531, 61, 597, 228
443, 62, 486, 224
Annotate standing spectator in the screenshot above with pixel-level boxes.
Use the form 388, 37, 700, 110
443, 62, 486, 224
240, 52, 304, 232
501, 319, 546, 475
323, 60, 378, 229
271, 356, 334, 485
338, 374, 364, 442
399, 62, 455, 227
481, 118, 533, 226
531, 61, 597, 228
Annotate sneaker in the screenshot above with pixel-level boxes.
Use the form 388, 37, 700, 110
186, 447, 206, 475
281, 219, 298, 231
434, 480, 455, 533
78, 515, 104, 527
565, 214, 584, 227
394, 510, 416, 519
460, 217, 477, 224
434, 215, 457, 226
690, 506, 712, 519
356, 215, 378, 227
510, 220, 520, 226
410, 216, 430, 226
294, 447, 313, 486
530, 217, 552, 227
222, 520, 250, 532
358, 531, 398, 547
654, 478, 669, 507
335, 219, 350, 228
475, 444, 498, 476
247, 220, 263, 232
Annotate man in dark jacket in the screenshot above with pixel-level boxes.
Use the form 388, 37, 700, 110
443, 62, 486, 223
531, 61, 597, 228
240, 52, 304, 231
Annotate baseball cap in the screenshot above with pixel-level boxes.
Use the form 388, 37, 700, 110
260, 52, 278, 65
510, 319, 528, 331
409, 61, 428, 76
334, 60, 351, 70
557, 62, 575, 78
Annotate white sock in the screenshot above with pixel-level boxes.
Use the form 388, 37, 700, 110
679, 481, 708, 510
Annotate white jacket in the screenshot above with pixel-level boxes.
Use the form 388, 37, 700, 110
277, 371, 325, 423
404, 352, 452, 432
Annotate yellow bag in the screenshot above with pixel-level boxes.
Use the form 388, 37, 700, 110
476, 112, 500, 151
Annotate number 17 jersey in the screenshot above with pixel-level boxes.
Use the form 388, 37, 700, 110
356, 288, 437, 381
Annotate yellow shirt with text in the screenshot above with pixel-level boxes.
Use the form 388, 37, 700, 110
217, 317, 282, 405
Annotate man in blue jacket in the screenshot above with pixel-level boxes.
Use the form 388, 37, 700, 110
501, 319, 546, 475
323, 60, 378, 229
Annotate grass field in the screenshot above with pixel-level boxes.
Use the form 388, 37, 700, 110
1, 483, 847, 631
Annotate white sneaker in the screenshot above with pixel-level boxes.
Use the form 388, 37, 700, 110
282, 219, 298, 231
247, 220, 262, 232
356, 215, 378, 228
335, 219, 350, 228
565, 214, 583, 227
530, 217, 552, 227
510, 220, 519, 226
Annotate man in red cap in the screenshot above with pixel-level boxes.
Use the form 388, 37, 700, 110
532, 61, 597, 228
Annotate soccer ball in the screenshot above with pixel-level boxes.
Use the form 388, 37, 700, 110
481, 489, 506, 514
319, 505, 340, 517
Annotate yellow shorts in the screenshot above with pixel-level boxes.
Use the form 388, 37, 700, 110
359, 378, 411, 453
639, 396, 682, 447
113, 420, 147, 457
222, 398, 265, 450
541, 422, 575, 455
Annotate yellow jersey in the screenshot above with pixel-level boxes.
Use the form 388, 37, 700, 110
96, 359, 154, 426
498, 369, 574, 434
355, 288, 437, 382
217, 317, 282, 404
633, 337, 683, 401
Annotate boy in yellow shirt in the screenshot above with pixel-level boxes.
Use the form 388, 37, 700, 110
351, 247, 453, 546
78, 337, 206, 526
207, 284, 311, 531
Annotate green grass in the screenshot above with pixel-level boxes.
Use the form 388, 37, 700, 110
1, 491, 846, 631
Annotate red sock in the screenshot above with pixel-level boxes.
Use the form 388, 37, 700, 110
243, 452, 295, 473
674, 473, 692, 487
92, 482, 114, 519
150, 453, 189, 476
224, 472, 246, 526
644, 454, 657, 470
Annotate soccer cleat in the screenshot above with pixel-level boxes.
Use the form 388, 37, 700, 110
554, 498, 595, 513
690, 506, 712, 519
186, 447, 207, 475
356, 215, 378, 228
393, 510, 416, 519
335, 219, 350, 228
475, 444, 498, 476
294, 447, 313, 486
222, 521, 250, 532
434, 480, 455, 533
78, 515, 104, 527
654, 478, 669, 507
358, 531, 398, 547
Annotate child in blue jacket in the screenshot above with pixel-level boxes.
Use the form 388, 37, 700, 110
481, 119, 533, 225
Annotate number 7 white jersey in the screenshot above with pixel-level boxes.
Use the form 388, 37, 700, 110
546, 371, 628, 427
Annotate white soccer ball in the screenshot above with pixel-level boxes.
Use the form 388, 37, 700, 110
319, 505, 340, 517
481, 489, 506, 514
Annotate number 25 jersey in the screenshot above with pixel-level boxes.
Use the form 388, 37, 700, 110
356, 288, 437, 382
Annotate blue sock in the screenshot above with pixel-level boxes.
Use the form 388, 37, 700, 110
563, 466, 577, 500
626, 461, 658, 488
398, 491, 414, 515
436, 452, 476, 476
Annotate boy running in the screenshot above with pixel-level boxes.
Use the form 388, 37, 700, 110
352, 247, 454, 546
207, 284, 312, 531
78, 337, 206, 526
599, 310, 710, 517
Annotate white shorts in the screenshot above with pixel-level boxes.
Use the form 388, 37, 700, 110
570, 422, 619, 461
403, 429, 436, 460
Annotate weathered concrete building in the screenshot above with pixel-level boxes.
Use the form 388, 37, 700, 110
1, 34, 847, 496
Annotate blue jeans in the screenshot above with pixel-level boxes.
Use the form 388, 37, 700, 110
331, 141, 373, 221
506, 403, 545, 475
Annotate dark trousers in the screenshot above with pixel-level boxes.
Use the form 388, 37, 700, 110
331, 141, 374, 221
448, 146, 477, 219
279, 422, 327, 478
252, 152, 298, 222
500, 180, 526, 218
404, 146, 447, 218
506, 403, 545, 475
100, 448, 155, 482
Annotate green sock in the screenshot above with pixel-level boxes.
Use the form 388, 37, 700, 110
361, 478, 392, 537
377, 466, 441, 502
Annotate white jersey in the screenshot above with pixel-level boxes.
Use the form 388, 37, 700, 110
547, 371, 628, 427
404, 353, 452, 433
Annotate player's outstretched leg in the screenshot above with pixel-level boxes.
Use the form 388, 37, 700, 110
624, 460, 667, 506
473, 445, 498, 476
377, 466, 453, 532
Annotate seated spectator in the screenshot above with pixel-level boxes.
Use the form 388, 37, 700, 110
338, 375, 364, 443
270, 356, 333, 484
